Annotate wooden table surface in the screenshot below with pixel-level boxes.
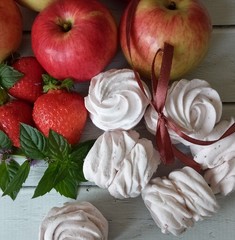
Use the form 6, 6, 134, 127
1, 1, 235, 239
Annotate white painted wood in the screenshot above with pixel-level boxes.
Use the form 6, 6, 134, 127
1, 187, 235, 240
18, 0, 235, 30
204, 0, 235, 26
2, 1, 235, 240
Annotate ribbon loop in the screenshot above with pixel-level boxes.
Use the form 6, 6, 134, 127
125, 0, 235, 172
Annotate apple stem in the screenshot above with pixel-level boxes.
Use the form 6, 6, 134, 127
60, 21, 72, 32
168, 1, 177, 10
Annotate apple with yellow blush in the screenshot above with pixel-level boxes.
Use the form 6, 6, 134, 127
15, 0, 56, 12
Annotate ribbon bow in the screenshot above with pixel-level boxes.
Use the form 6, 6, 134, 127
125, 0, 235, 172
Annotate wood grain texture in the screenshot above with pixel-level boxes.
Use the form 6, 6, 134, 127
1, 1, 235, 240
1, 187, 235, 240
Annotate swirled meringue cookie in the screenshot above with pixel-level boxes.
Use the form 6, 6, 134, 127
83, 130, 160, 199
189, 118, 235, 195
169, 167, 219, 221
144, 79, 222, 146
142, 167, 219, 236
85, 69, 151, 131
204, 158, 235, 195
190, 118, 235, 169
142, 176, 194, 236
39, 202, 108, 240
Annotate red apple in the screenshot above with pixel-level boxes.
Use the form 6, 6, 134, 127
120, 0, 212, 80
31, 0, 118, 82
0, 0, 23, 63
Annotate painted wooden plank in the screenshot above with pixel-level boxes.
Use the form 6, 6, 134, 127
204, 0, 235, 26
0, 187, 235, 240
18, 0, 235, 31
185, 28, 235, 102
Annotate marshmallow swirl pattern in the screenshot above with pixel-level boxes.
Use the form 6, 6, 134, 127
83, 130, 160, 199
142, 167, 219, 236
39, 202, 108, 240
85, 69, 151, 131
169, 167, 219, 221
191, 119, 235, 169
189, 118, 235, 195
204, 159, 235, 195
142, 177, 194, 236
145, 79, 222, 145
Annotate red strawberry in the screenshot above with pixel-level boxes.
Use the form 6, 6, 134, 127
8, 56, 45, 103
33, 89, 88, 145
0, 90, 34, 147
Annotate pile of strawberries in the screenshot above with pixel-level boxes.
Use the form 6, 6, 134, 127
0, 56, 88, 148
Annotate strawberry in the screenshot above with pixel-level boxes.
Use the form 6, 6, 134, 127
32, 76, 88, 144
8, 56, 45, 103
0, 88, 34, 147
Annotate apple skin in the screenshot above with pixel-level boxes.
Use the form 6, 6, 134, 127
15, 0, 56, 12
0, 0, 23, 63
119, 0, 212, 80
31, 0, 118, 82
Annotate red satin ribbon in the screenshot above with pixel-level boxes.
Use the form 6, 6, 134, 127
125, 0, 235, 172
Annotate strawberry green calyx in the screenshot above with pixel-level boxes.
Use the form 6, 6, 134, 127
42, 74, 74, 93
0, 87, 10, 105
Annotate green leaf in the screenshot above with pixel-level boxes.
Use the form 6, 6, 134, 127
0, 160, 20, 194
54, 174, 78, 199
65, 140, 95, 182
0, 87, 10, 105
2, 161, 30, 200
32, 162, 68, 198
20, 123, 47, 160
47, 130, 71, 162
0, 63, 24, 89
70, 139, 95, 162
68, 140, 95, 182
69, 162, 87, 182
0, 130, 12, 149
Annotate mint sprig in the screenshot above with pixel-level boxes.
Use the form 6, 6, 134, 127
20, 124, 94, 199
0, 124, 95, 200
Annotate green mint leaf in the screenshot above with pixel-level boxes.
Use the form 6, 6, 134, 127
70, 139, 95, 162
0, 63, 24, 89
47, 130, 71, 162
54, 174, 78, 199
0, 160, 20, 195
32, 162, 68, 198
0, 130, 12, 149
20, 123, 47, 160
68, 140, 95, 183
69, 162, 87, 182
2, 160, 30, 200
0, 163, 8, 192
0, 87, 10, 105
